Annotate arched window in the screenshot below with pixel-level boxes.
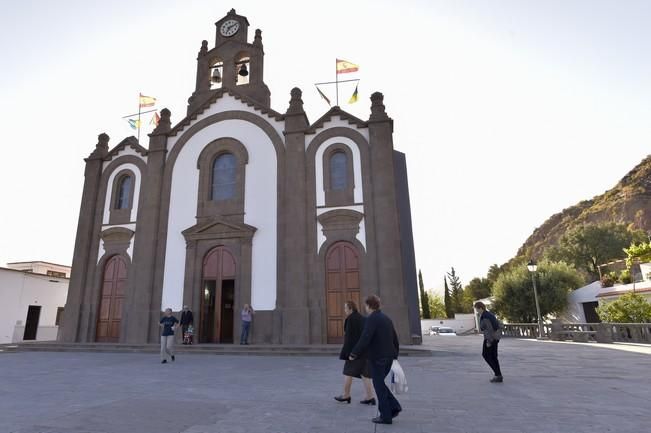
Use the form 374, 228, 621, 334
115, 176, 132, 209
330, 152, 348, 191
211, 153, 237, 201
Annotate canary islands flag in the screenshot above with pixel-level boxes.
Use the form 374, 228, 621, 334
139, 93, 156, 108
348, 84, 359, 104
336, 59, 359, 74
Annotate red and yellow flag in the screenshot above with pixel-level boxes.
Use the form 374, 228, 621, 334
336, 59, 359, 74
139, 93, 157, 108
150, 112, 161, 126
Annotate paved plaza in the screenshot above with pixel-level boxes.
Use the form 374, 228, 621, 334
1, 336, 649, 433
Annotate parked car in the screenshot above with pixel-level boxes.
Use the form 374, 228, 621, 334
436, 326, 457, 336
426, 326, 440, 336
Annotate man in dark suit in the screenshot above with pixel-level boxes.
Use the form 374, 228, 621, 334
180, 305, 194, 345
349, 295, 401, 425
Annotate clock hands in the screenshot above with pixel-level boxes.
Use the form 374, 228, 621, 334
223, 21, 238, 35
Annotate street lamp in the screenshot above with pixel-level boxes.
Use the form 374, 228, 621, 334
527, 260, 545, 339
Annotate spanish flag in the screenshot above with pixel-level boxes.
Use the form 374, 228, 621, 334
150, 112, 161, 126
348, 84, 359, 104
128, 119, 141, 130
139, 93, 157, 108
336, 59, 359, 74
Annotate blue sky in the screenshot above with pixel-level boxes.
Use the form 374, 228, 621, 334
1, 0, 651, 294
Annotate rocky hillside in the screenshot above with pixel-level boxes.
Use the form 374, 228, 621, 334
516, 155, 651, 260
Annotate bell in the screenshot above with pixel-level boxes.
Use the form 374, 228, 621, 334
238, 63, 249, 77
211, 68, 222, 83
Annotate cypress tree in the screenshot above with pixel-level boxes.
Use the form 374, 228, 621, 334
419, 269, 431, 319
444, 276, 453, 318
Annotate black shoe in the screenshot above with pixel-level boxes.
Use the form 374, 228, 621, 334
161, 360, 167, 364
334, 396, 351, 404
490, 375, 503, 383
171, 355, 175, 362
360, 398, 376, 405
392, 408, 402, 418
372, 416, 392, 425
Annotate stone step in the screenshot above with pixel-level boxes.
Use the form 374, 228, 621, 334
0, 342, 431, 357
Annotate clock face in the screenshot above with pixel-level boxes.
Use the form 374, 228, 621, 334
220, 19, 240, 37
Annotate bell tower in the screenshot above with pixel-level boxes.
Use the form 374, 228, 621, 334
188, 9, 271, 113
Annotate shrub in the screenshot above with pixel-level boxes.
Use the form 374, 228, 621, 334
596, 293, 651, 323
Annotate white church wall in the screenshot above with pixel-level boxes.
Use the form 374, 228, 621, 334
162, 118, 278, 311
101, 162, 142, 224
166, 93, 285, 153
102, 146, 147, 166
305, 117, 370, 148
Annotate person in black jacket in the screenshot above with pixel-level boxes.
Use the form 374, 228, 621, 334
334, 301, 376, 405
180, 305, 194, 345
350, 295, 402, 425
474, 301, 503, 382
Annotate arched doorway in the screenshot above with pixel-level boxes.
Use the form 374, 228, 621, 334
201, 246, 236, 343
96, 255, 127, 342
325, 242, 361, 343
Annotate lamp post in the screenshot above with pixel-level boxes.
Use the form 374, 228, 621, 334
527, 260, 545, 339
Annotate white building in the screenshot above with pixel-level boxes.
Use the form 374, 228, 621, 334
6, 261, 71, 278
563, 278, 651, 323
0, 262, 70, 344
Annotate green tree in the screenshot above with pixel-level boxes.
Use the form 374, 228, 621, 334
464, 277, 492, 300
492, 260, 583, 323
487, 264, 505, 283
596, 293, 651, 323
444, 277, 452, 318
447, 267, 471, 313
418, 269, 431, 319
624, 241, 651, 268
427, 293, 447, 318
546, 222, 646, 281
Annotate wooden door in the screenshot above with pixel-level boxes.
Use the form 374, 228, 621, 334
201, 246, 236, 343
96, 255, 127, 342
326, 242, 361, 343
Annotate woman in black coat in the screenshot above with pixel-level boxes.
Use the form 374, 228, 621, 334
334, 301, 376, 405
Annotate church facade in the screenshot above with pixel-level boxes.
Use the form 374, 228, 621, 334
61, 10, 421, 345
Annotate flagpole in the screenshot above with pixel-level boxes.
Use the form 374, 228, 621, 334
335, 59, 339, 107
137, 94, 142, 143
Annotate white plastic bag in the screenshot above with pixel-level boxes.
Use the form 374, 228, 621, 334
389, 359, 408, 394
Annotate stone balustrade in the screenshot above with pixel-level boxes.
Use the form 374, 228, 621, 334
501, 322, 651, 344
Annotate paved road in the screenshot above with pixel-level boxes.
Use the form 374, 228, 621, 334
1, 336, 649, 433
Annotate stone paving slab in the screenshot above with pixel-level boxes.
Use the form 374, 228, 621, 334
1, 336, 649, 433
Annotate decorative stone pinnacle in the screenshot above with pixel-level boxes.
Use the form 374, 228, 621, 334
152, 108, 172, 134
286, 87, 305, 115
369, 92, 388, 121
229, 8, 236, 14
253, 29, 262, 46
97, 133, 109, 150
88, 132, 109, 159
199, 40, 208, 56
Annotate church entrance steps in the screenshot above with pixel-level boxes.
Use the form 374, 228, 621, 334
0, 342, 432, 357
